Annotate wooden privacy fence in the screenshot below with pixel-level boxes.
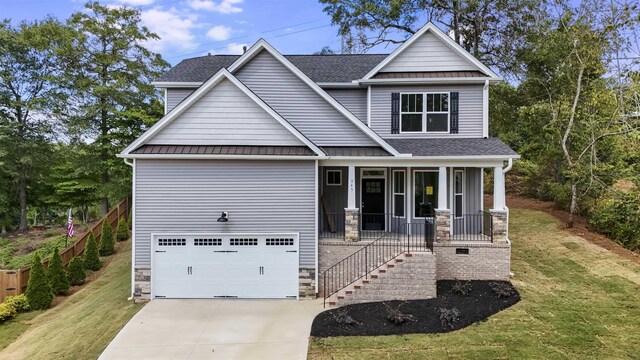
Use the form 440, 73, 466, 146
0, 198, 131, 303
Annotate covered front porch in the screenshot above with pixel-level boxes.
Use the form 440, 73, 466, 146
318, 162, 510, 244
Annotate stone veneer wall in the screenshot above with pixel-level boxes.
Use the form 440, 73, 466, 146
434, 209, 451, 242
299, 267, 316, 299
344, 209, 360, 242
433, 241, 510, 280
133, 267, 151, 302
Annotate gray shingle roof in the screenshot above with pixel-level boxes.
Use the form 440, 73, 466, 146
156, 54, 389, 83
386, 138, 518, 157
132, 145, 316, 156
321, 147, 390, 156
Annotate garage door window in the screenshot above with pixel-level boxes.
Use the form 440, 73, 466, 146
230, 238, 258, 246
158, 238, 186, 246
266, 238, 294, 246
194, 238, 222, 246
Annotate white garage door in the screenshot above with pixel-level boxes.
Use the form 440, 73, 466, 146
152, 233, 299, 299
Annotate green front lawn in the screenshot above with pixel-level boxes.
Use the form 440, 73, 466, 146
308, 208, 640, 359
0, 242, 143, 359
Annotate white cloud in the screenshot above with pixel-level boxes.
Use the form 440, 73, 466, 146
187, 0, 243, 14
117, 0, 155, 5
226, 43, 247, 54
206, 25, 232, 41
140, 8, 196, 52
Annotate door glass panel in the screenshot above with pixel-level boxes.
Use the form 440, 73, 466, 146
414, 172, 438, 217
394, 194, 405, 217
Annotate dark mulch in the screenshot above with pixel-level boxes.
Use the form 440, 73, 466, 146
311, 280, 520, 337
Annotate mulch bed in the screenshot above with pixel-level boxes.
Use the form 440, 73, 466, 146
310, 280, 520, 337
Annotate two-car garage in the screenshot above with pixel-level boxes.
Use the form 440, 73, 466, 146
151, 233, 299, 299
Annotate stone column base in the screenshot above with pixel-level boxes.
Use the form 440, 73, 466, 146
299, 267, 316, 299
490, 210, 508, 243
344, 208, 360, 242
435, 209, 451, 242
133, 267, 151, 302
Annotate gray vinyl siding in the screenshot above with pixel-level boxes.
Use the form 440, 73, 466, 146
319, 167, 348, 234
326, 89, 367, 124
149, 79, 304, 146
165, 88, 194, 113
371, 85, 483, 138
235, 50, 377, 146
380, 32, 476, 72
465, 167, 482, 215
134, 160, 316, 268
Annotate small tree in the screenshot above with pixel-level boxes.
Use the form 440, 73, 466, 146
47, 247, 69, 295
99, 220, 115, 256
67, 256, 86, 286
25, 253, 53, 310
116, 216, 129, 241
84, 233, 102, 271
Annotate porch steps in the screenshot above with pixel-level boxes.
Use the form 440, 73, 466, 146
326, 252, 436, 307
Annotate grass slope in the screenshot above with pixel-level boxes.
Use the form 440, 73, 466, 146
0, 242, 143, 359
308, 208, 640, 359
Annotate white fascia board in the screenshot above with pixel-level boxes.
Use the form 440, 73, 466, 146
151, 81, 203, 88
227, 39, 400, 156
361, 22, 501, 80
119, 154, 328, 160
120, 68, 325, 157
357, 77, 502, 85
321, 157, 515, 168
317, 82, 362, 88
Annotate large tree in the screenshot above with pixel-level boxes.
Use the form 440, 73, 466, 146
65, 2, 168, 214
319, 0, 546, 76
0, 18, 72, 231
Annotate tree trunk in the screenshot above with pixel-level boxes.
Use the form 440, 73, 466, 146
18, 169, 27, 231
568, 181, 578, 228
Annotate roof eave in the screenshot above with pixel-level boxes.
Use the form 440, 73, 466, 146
151, 81, 203, 88
357, 77, 502, 85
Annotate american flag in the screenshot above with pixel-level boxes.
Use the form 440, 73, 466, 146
67, 208, 74, 238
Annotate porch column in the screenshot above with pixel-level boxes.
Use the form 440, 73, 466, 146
491, 166, 508, 243
344, 165, 359, 242
435, 166, 451, 242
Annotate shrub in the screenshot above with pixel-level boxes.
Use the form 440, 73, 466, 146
99, 220, 115, 256
47, 247, 70, 295
84, 233, 102, 271
25, 253, 53, 310
0, 303, 17, 323
384, 302, 415, 325
439, 307, 460, 329
3, 294, 30, 313
490, 281, 515, 297
332, 309, 361, 328
452, 280, 472, 296
589, 190, 640, 251
116, 216, 129, 242
67, 256, 86, 286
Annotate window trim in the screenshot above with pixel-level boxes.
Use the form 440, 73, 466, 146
413, 169, 439, 219
392, 170, 406, 218
453, 169, 464, 219
399, 92, 451, 134
325, 170, 342, 186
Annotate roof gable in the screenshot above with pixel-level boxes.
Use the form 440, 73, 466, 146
362, 23, 500, 80
228, 40, 400, 155
120, 69, 324, 157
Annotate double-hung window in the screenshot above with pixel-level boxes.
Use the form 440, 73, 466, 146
392, 170, 405, 217
400, 93, 450, 133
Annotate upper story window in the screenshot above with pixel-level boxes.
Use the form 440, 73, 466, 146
400, 93, 450, 133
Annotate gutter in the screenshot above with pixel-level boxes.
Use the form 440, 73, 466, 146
356, 77, 502, 85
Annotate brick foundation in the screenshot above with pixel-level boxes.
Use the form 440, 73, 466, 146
433, 241, 510, 280
435, 209, 451, 242
344, 208, 360, 242
133, 267, 151, 302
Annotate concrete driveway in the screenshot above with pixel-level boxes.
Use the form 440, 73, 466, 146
100, 299, 324, 360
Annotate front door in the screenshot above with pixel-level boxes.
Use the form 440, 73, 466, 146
361, 178, 385, 230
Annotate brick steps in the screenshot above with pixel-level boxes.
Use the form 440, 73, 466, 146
326, 252, 437, 307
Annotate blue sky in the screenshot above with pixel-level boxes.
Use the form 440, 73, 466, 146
0, 0, 403, 65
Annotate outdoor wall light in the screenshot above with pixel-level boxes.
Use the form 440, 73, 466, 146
217, 212, 229, 222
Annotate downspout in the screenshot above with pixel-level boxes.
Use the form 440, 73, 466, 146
123, 158, 135, 301
502, 158, 513, 277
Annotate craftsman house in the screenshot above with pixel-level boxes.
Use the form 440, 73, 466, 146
120, 22, 519, 305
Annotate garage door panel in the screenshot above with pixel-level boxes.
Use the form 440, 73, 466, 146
152, 234, 299, 299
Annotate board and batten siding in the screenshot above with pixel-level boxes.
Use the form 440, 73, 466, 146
165, 88, 194, 113
149, 79, 304, 146
235, 50, 377, 146
326, 89, 367, 124
465, 167, 482, 214
370, 85, 483, 138
380, 32, 476, 73
134, 160, 316, 268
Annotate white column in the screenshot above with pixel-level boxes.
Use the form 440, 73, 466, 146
437, 166, 448, 210
347, 165, 356, 209
493, 166, 505, 210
